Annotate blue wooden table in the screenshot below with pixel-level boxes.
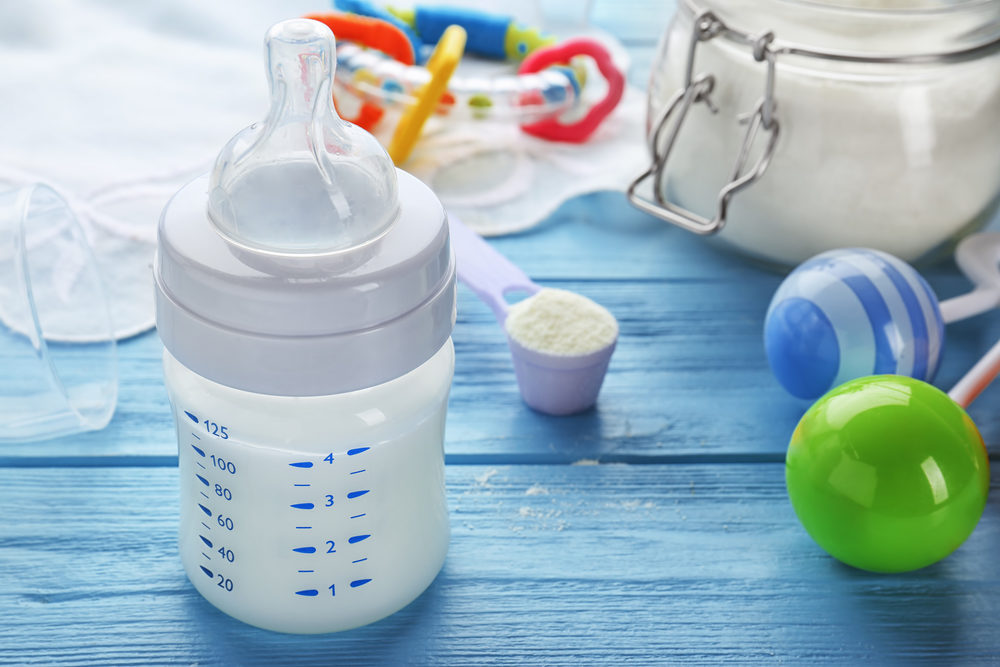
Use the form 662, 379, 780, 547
4, 3, 1000, 664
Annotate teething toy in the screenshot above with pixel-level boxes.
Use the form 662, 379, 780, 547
766, 234, 1000, 399
388, 25, 466, 165
321, 4, 625, 144
334, 0, 424, 60
518, 38, 625, 143
386, 3, 555, 61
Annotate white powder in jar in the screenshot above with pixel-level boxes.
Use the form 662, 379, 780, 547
647, 1, 1000, 265
505, 288, 618, 356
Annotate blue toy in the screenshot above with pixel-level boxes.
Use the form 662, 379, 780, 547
765, 248, 944, 399
765, 234, 1000, 399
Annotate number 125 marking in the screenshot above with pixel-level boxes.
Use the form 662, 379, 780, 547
205, 421, 229, 439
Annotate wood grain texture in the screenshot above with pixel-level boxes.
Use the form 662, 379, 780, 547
2, 464, 999, 665
5, 208, 1000, 464
5, 2, 1000, 664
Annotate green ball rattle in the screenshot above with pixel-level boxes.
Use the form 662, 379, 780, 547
786, 345, 997, 573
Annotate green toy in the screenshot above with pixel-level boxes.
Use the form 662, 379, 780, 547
786, 374, 990, 573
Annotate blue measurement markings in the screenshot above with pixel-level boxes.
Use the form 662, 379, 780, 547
201, 522, 211, 531
191, 444, 205, 457
185, 411, 200, 424
285, 448, 378, 600
200, 565, 213, 578
200, 536, 213, 548
195, 474, 209, 486
198, 504, 212, 517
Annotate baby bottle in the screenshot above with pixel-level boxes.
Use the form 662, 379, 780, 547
153, 19, 456, 634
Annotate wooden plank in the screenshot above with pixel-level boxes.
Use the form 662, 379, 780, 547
1, 463, 998, 665
6, 258, 1000, 464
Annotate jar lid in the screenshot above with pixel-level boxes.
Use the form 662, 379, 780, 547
681, 0, 1000, 64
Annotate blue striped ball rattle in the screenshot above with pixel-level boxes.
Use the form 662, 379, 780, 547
765, 248, 945, 399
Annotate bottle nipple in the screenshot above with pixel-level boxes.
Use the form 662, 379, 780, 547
208, 19, 399, 255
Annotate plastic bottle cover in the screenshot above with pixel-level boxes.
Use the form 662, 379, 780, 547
154, 19, 456, 396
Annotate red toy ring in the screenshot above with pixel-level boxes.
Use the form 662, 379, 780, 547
517, 38, 625, 143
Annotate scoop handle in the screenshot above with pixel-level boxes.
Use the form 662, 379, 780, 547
447, 215, 539, 323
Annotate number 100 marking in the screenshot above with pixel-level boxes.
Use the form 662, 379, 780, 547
210, 455, 236, 475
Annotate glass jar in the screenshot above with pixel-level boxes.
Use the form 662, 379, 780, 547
631, 0, 1000, 266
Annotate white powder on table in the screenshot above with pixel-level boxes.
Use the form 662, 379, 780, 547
505, 288, 618, 356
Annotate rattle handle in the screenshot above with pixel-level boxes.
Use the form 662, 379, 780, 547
949, 336, 1000, 408
939, 232, 1000, 324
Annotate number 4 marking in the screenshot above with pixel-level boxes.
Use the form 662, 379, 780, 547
324, 453, 334, 464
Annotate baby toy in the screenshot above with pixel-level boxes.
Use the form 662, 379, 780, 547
315, 4, 625, 147
765, 234, 1000, 399
773, 234, 1000, 572
786, 350, 995, 572
335, 0, 554, 61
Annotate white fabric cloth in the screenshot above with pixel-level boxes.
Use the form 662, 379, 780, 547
398, 84, 647, 236
0, 1, 317, 339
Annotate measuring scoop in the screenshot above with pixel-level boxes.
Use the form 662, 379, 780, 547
448, 215, 617, 415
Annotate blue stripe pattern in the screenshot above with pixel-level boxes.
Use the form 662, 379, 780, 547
831, 269, 897, 376
765, 248, 944, 400
857, 250, 929, 380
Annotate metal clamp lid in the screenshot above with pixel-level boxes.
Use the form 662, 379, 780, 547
628, 0, 1000, 235
627, 10, 779, 235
